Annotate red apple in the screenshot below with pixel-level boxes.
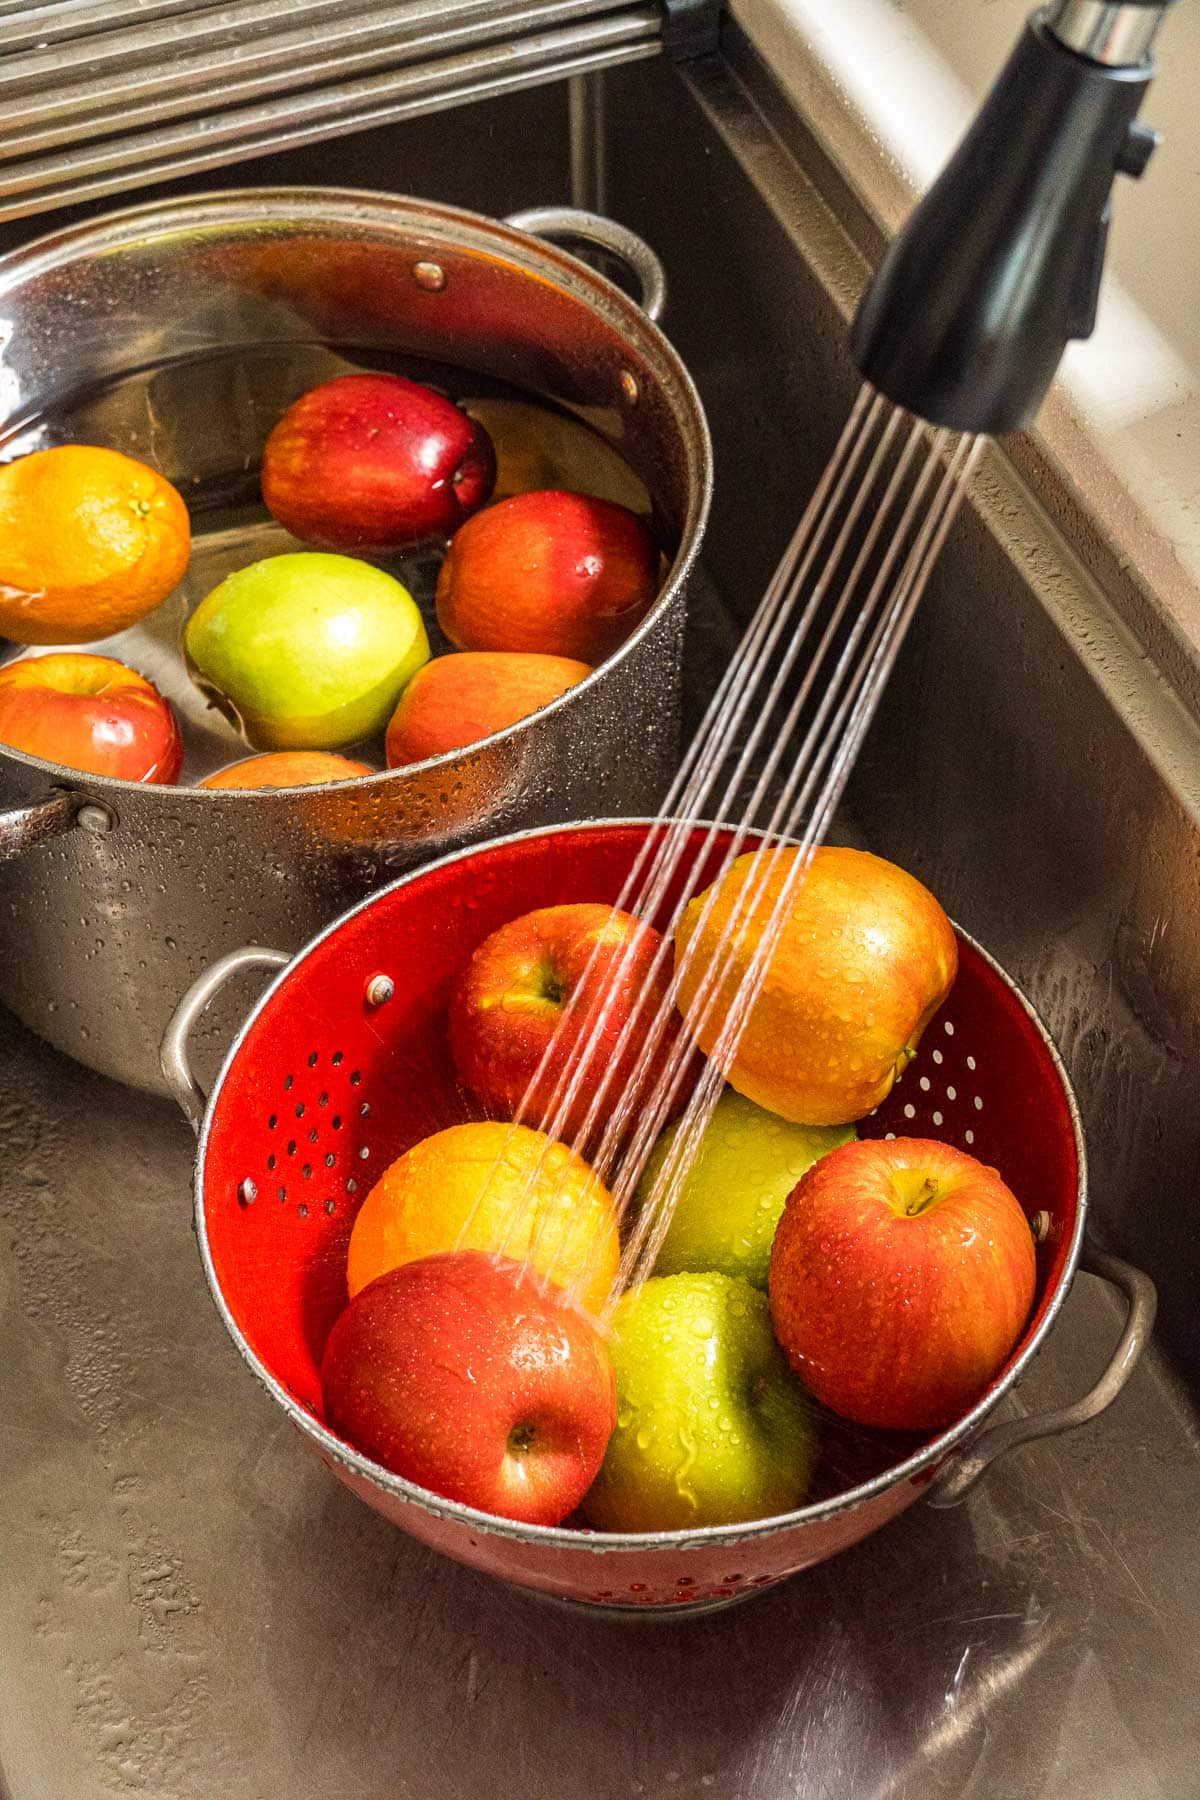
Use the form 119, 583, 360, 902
0, 652, 182, 783
385, 650, 591, 766
449, 901, 681, 1147
261, 373, 496, 552
319, 1251, 616, 1525
436, 490, 661, 662
198, 750, 373, 789
769, 1137, 1037, 1432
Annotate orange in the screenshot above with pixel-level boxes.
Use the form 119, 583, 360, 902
0, 445, 191, 644
346, 1121, 619, 1315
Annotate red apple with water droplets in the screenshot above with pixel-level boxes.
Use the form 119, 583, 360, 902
261, 373, 496, 552
320, 1251, 616, 1525
436, 490, 660, 662
0, 652, 182, 783
769, 1137, 1037, 1432
449, 901, 684, 1149
386, 650, 591, 766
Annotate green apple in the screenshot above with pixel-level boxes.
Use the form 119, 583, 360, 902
643, 1089, 855, 1289
185, 552, 430, 750
582, 1272, 817, 1532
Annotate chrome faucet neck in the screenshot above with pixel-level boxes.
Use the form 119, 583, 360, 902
1044, 1, 1168, 66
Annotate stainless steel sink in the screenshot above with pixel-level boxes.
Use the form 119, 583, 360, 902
2, 38, 1200, 1800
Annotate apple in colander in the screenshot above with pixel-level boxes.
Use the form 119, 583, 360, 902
320, 1251, 616, 1526
769, 1137, 1037, 1432
448, 901, 685, 1152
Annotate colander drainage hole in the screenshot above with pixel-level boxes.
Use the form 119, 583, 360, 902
946, 1085, 957, 1101
965, 1129, 975, 1145
302, 1163, 312, 1180
943, 1020, 955, 1036
350, 1071, 362, 1086
332, 1115, 342, 1130
318, 1092, 329, 1108
287, 1140, 296, 1156
307, 1052, 318, 1068
295, 1102, 305, 1118
324, 1152, 336, 1168
268, 1114, 277, 1130
358, 1145, 370, 1160
332, 1051, 344, 1066
267, 1154, 276, 1171
308, 1127, 318, 1143
360, 1102, 371, 1118
297, 1203, 309, 1218
284, 1074, 294, 1090
347, 1178, 358, 1195
277, 1186, 287, 1202
324, 1199, 336, 1216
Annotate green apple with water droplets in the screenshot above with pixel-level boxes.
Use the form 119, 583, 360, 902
581, 1271, 817, 1532
643, 1089, 855, 1289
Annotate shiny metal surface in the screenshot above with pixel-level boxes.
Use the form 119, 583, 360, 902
0, 787, 79, 861
2, 998, 1199, 1794
505, 202, 667, 318
0, 188, 712, 1095
926, 1244, 1157, 1507
159, 945, 291, 1129
0, 3, 663, 222
1045, 0, 1168, 66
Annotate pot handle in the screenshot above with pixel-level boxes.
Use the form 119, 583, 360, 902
504, 206, 667, 322
0, 788, 82, 862
926, 1245, 1157, 1509
160, 944, 290, 1133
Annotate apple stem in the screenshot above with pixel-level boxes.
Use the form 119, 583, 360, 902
906, 1176, 939, 1217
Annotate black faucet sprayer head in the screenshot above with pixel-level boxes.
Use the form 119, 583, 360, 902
849, 1, 1177, 435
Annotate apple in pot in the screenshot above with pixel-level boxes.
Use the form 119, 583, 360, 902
0, 652, 182, 783
198, 750, 374, 789
185, 552, 430, 750
261, 373, 496, 552
448, 902, 682, 1149
436, 490, 661, 663
386, 650, 591, 766
320, 1251, 616, 1526
582, 1271, 817, 1532
769, 1137, 1038, 1432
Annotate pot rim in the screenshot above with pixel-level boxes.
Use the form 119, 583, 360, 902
0, 187, 712, 799
193, 816, 1089, 1556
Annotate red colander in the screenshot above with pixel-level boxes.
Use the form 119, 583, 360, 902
161, 820, 1155, 1616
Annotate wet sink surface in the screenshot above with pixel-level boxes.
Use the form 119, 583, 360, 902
2, 1001, 1199, 1800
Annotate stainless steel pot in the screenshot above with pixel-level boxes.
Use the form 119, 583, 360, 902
0, 189, 711, 1094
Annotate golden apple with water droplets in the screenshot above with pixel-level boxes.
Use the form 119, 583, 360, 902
581, 1271, 817, 1532
673, 846, 958, 1125
643, 1089, 855, 1289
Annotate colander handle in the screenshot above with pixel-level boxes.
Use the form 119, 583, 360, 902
160, 944, 290, 1133
504, 207, 667, 322
926, 1245, 1157, 1509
